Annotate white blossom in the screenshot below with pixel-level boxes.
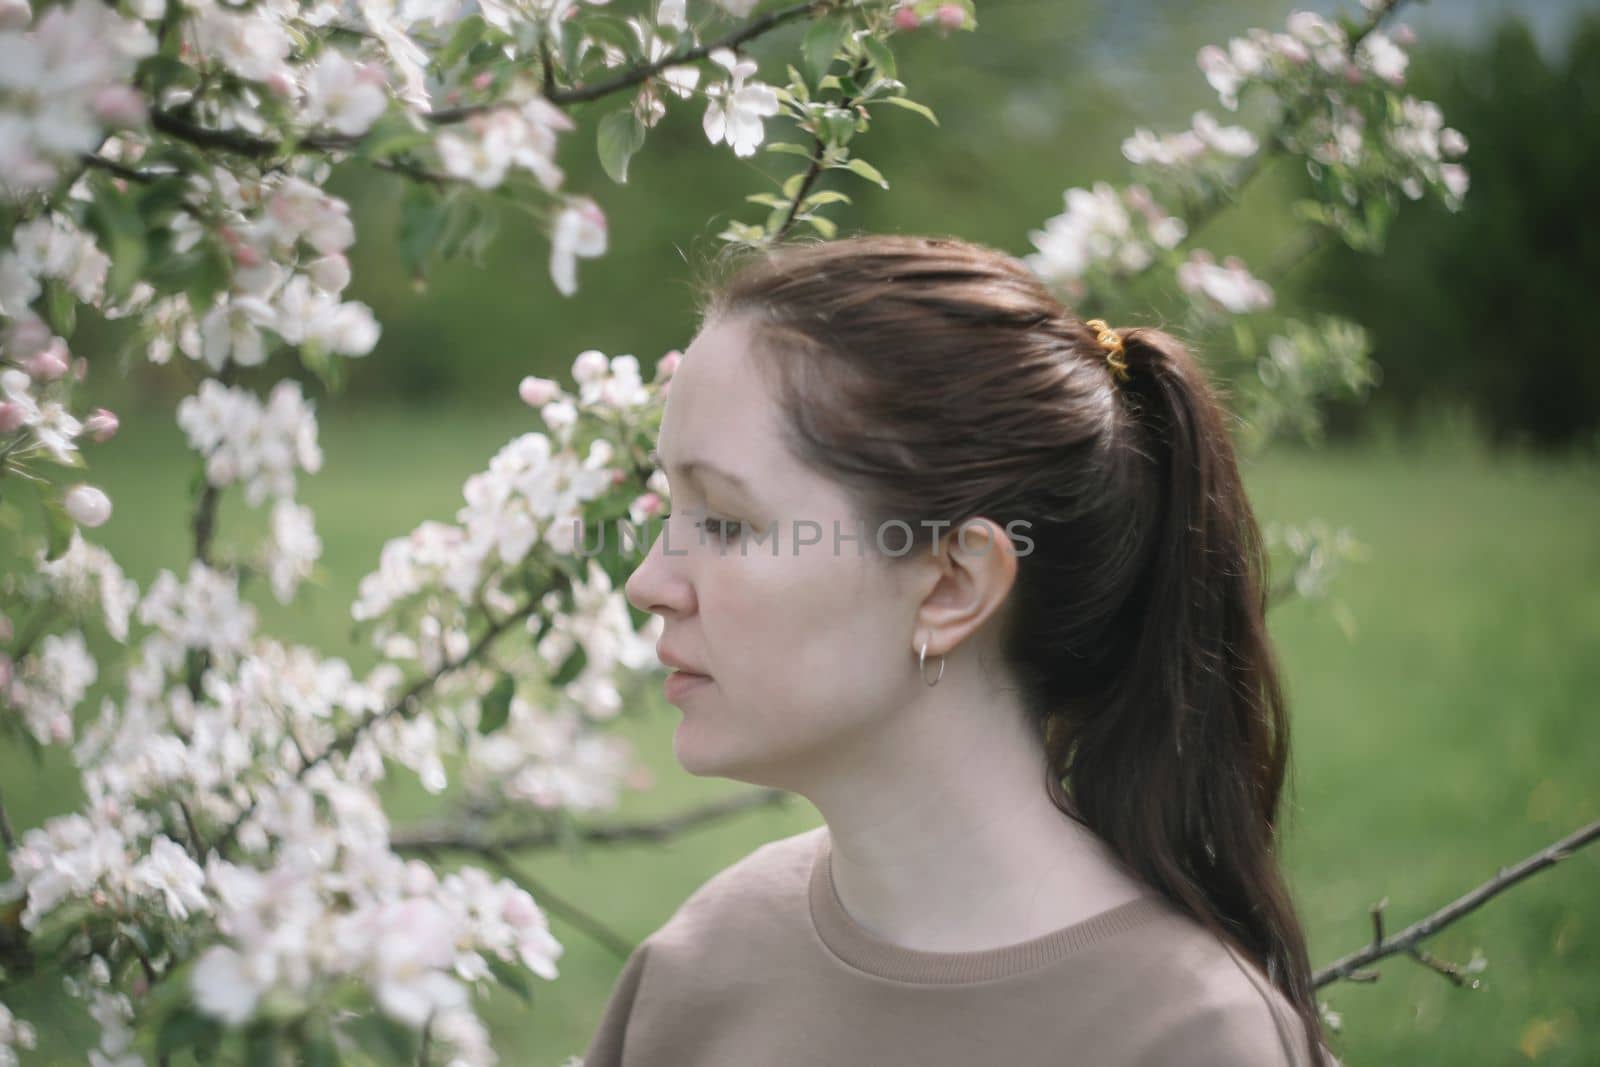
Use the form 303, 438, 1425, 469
0, 0, 155, 191
702, 48, 779, 158
549, 197, 607, 297
1177, 250, 1274, 315
5, 630, 95, 745
35, 531, 141, 642
177, 379, 323, 506
302, 50, 389, 137
267, 498, 322, 604
129, 835, 209, 921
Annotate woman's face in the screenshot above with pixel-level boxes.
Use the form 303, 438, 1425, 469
624, 313, 920, 787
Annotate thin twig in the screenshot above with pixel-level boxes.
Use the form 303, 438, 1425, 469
0, 785, 16, 852
211, 595, 548, 855
1313, 817, 1600, 988
773, 53, 872, 242
391, 786, 793, 854
148, 1, 831, 160
79, 153, 169, 184
482, 848, 637, 961
1181, 0, 1413, 242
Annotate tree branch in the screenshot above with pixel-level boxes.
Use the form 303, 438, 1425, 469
481, 847, 637, 961
1313, 817, 1600, 988
1181, 0, 1413, 242
0, 783, 16, 852
391, 786, 793, 854
148, 0, 831, 162
210, 592, 549, 854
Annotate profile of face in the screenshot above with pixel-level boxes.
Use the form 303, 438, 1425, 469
623, 312, 938, 791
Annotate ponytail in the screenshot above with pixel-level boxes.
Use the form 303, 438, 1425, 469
1044, 325, 1331, 1066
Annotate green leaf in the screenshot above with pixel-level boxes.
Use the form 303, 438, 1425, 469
802, 213, 837, 239
439, 14, 488, 69
41, 494, 74, 561
489, 956, 535, 1003
861, 35, 897, 81
344, 1014, 420, 1062
799, 189, 851, 209
551, 644, 588, 687
744, 193, 788, 208
299, 340, 346, 396
479, 673, 515, 735
841, 157, 889, 189
157, 1007, 223, 1062
878, 96, 939, 126
802, 16, 849, 88
300, 1017, 343, 1067
357, 113, 433, 161
597, 108, 647, 185
781, 170, 809, 200
583, 15, 642, 63
42, 279, 76, 337
87, 181, 148, 305
762, 141, 814, 159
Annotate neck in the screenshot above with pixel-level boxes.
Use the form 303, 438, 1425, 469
786, 667, 1153, 952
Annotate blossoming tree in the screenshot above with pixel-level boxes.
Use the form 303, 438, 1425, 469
1, 0, 1595, 1063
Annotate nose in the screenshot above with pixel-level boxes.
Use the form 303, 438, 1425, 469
624, 519, 694, 619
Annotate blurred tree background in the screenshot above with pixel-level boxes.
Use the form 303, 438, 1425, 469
83, 0, 1597, 458
1295, 11, 1600, 451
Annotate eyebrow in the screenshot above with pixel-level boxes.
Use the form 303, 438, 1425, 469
649, 448, 755, 495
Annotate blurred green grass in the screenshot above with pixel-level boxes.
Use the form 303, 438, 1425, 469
3, 402, 1597, 1065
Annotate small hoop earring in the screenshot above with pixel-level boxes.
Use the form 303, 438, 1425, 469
918, 638, 945, 687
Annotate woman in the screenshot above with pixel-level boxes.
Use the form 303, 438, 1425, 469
587, 233, 1334, 1066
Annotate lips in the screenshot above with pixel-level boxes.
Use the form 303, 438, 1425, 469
656, 643, 710, 677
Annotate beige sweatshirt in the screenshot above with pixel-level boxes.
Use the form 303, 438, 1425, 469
580, 825, 1329, 1066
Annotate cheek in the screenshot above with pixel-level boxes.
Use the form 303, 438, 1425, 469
699, 547, 903, 719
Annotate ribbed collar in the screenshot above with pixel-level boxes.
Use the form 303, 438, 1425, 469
808, 828, 1169, 984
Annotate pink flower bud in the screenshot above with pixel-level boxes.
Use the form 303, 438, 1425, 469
0, 0, 29, 32
892, 6, 920, 31
502, 892, 540, 928
63, 484, 112, 528
24, 341, 69, 381
265, 71, 295, 98
1392, 24, 1415, 47
91, 85, 148, 128
655, 350, 682, 381
0, 402, 24, 433
1344, 62, 1363, 85
934, 3, 964, 29
85, 408, 119, 442
519, 375, 562, 407
72, 356, 88, 383
473, 71, 494, 92
631, 491, 663, 517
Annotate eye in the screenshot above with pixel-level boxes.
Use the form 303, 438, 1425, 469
696, 516, 743, 539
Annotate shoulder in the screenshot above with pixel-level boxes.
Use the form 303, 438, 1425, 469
1117, 902, 1321, 1067
649, 823, 825, 952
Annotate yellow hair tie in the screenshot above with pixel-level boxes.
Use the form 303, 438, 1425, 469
1086, 318, 1129, 383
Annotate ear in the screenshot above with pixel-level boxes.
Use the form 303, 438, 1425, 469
909, 517, 1020, 659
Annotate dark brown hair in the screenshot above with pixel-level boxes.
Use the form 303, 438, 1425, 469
693, 233, 1330, 1065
